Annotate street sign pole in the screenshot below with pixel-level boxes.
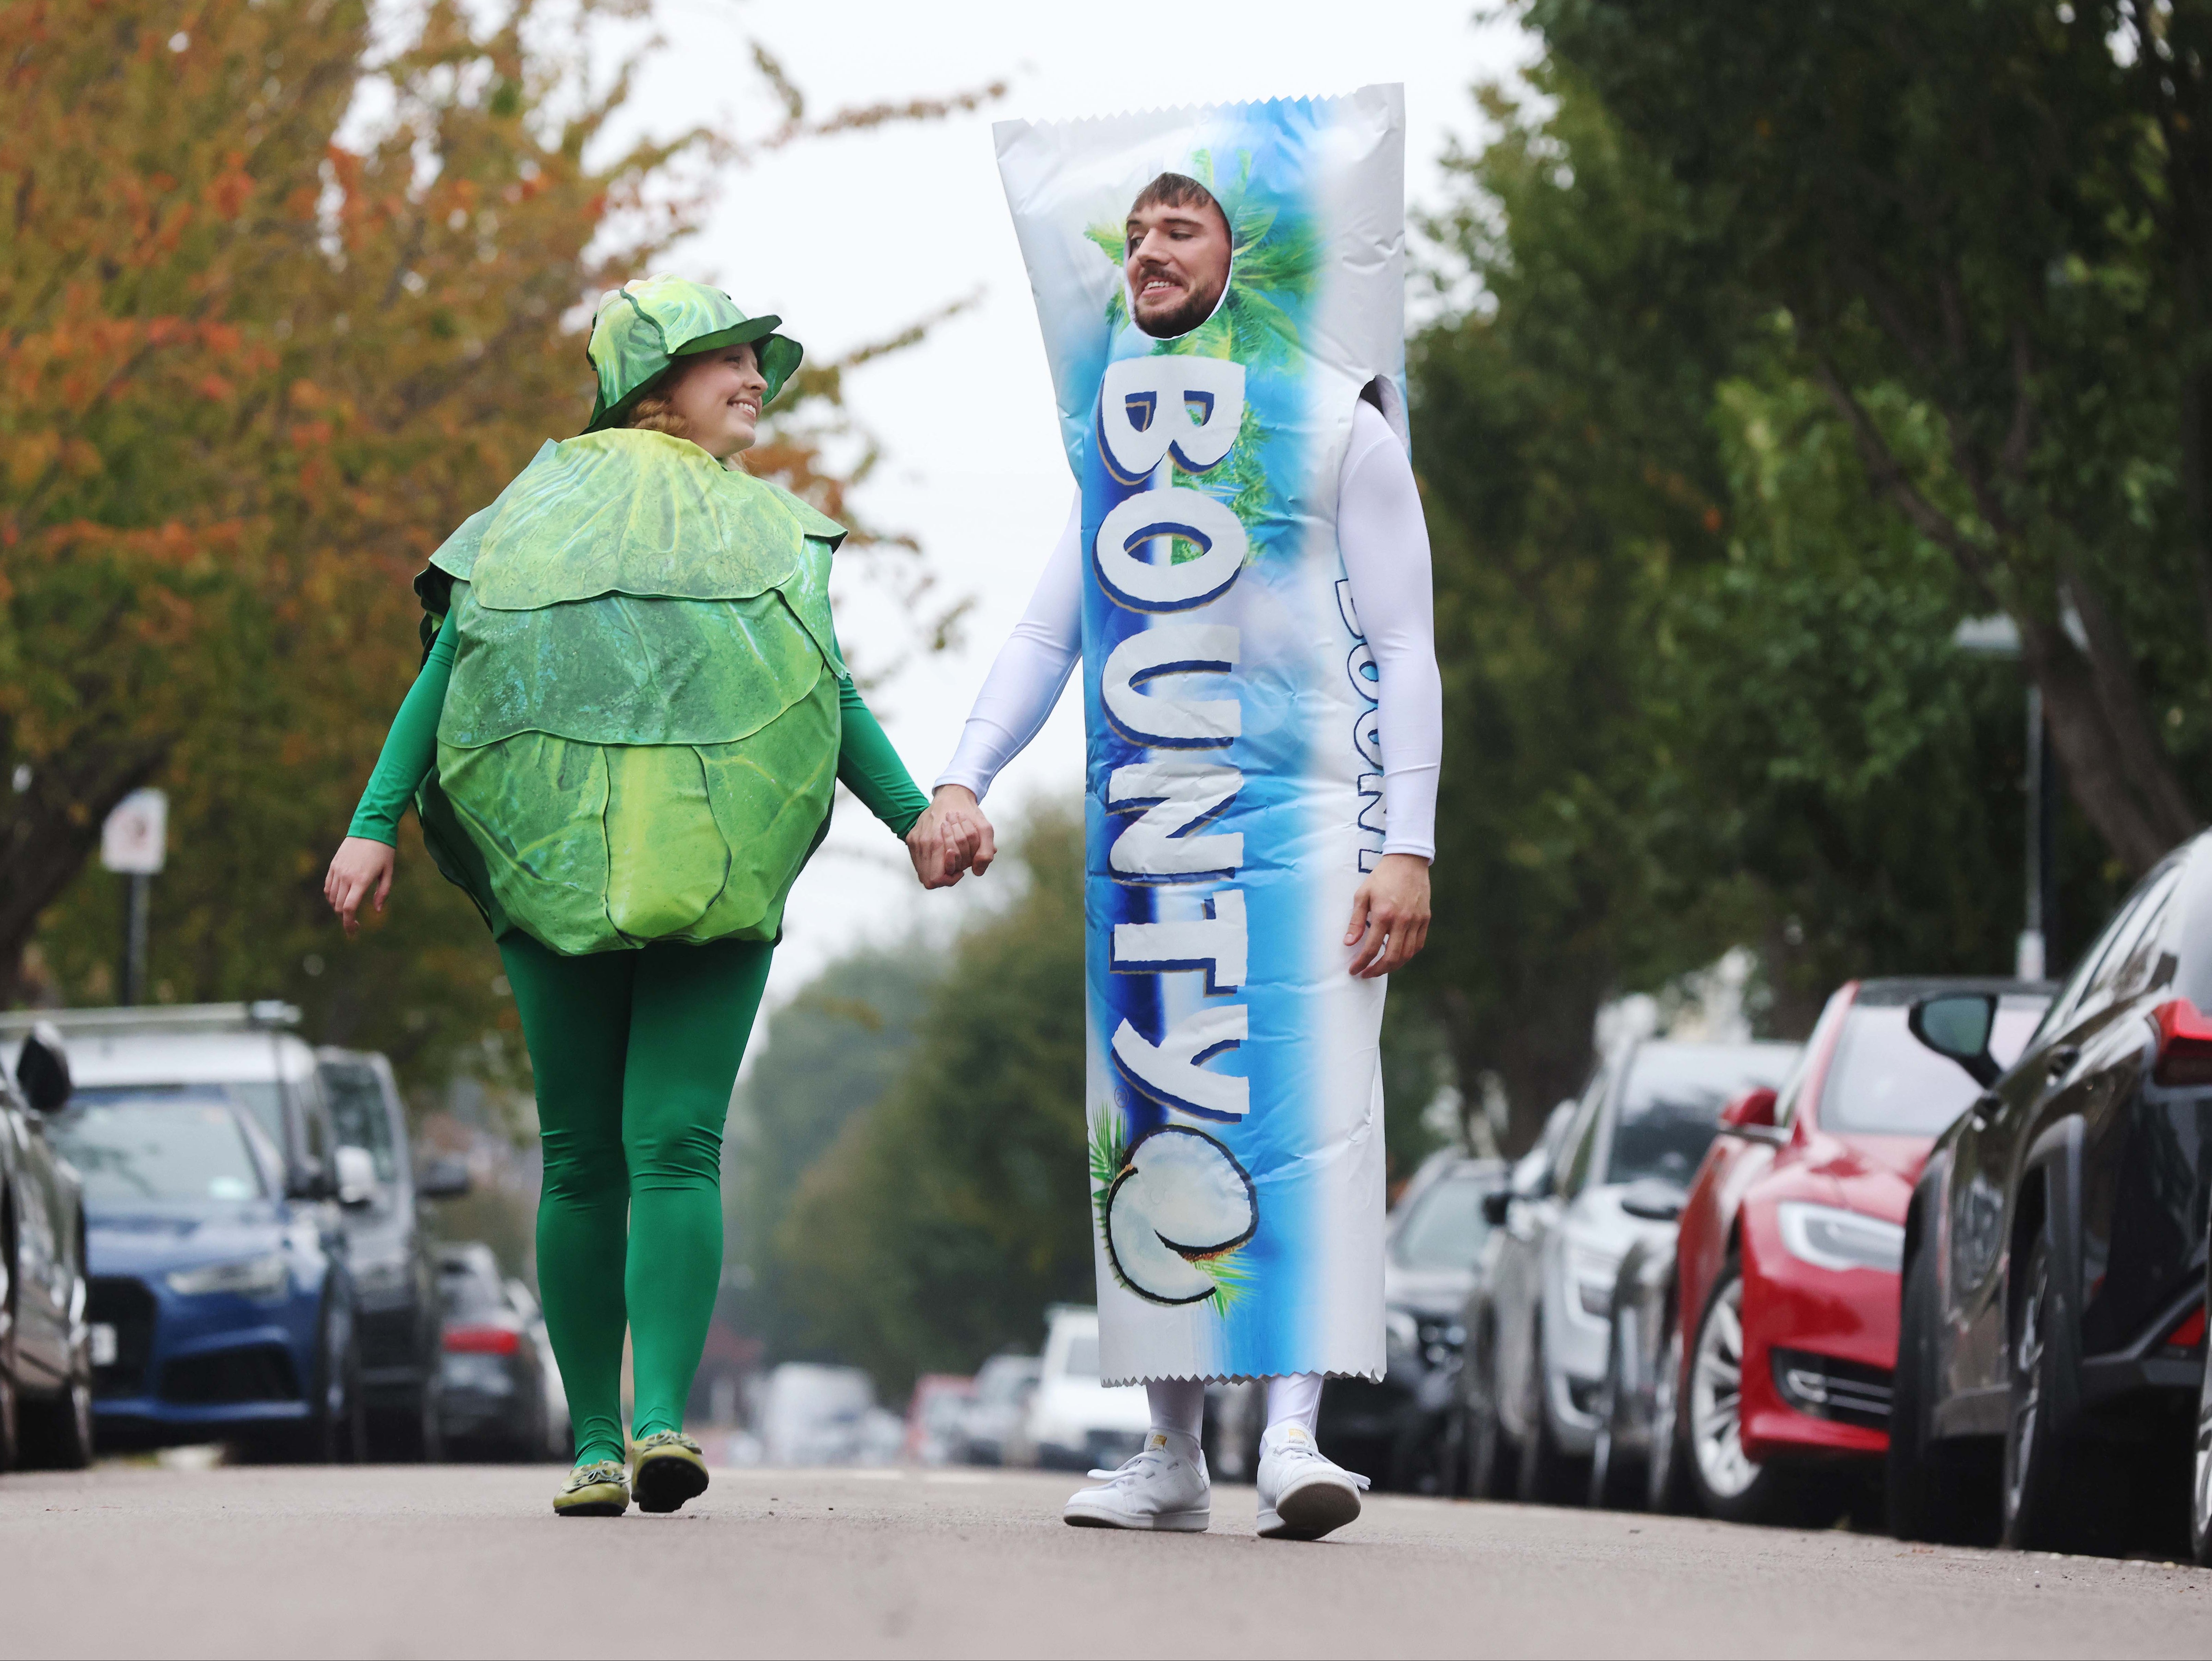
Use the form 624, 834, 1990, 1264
100, 789, 168, 1007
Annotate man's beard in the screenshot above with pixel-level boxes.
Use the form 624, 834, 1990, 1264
1135, 277, 1224, 339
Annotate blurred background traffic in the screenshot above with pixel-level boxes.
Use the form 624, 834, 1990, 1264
6, 0, 2212, 1575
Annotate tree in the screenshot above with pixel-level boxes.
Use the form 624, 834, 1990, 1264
1404, 65, 2124, 1151
772, 805, 1093, 1394
1527, 0, 2212, 876
2, 0, 995, 1095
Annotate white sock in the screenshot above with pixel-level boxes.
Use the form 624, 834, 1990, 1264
1145, 1378, 1205, 1461
1264, 1373, 1324, 1437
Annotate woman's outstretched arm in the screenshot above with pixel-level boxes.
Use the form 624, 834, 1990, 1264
833, 646, 978, 890
326, 610, 459, 935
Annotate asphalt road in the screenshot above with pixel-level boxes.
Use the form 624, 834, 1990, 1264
1, 1461, 2207, 1659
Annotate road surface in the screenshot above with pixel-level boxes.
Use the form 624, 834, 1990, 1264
1, 1462, 2206, 1658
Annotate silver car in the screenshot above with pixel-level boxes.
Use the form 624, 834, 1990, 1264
1460, 1039, 1798, 1502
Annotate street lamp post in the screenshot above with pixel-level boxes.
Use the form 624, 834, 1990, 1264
1953, 615, 2060, 981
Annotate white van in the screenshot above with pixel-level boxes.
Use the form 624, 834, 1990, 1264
1024, 1305, 1152, 1471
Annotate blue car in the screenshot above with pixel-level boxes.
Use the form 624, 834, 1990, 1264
45, 1086, 360, 1459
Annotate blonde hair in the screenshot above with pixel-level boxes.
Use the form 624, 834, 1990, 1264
622, 368, 690, 440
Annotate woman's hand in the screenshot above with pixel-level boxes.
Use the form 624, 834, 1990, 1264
1345, 853, 1431, 979
325, 836, 397, 938
904, 786, 997, 890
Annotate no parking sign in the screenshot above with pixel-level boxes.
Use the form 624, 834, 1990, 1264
100, 788, 168, 875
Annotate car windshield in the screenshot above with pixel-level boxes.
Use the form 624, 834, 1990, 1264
49, 1087, 266, 1205
1062, 1333, 1100, 1378
1391, 1172, 1494, 1270
439, 1260, 507, 1320
319, 1063, 397, 1181
975, 1359, 1036, 1404
1607, 1044, 1797, 1187
1820, 1000, 2045, 1136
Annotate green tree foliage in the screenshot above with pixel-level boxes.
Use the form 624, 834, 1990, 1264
771, 806, 1092, 1394
1405, 68, 2126, 1151
1526, 0, 2212, 877
722, 943, 936, 1356
2, 0, 995, 1101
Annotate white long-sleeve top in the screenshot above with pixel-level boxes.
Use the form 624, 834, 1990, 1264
936, 398, 1442, 860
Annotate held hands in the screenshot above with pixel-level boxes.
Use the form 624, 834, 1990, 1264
904, 785, 998, 891
325, 836, 397, 938
1345, 852, 1432, 979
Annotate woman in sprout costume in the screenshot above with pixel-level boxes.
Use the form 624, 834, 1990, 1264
326, 277, 966, 1517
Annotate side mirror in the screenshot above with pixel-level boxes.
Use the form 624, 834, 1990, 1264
288, 1155, 337, 1203
417, 1155, 472, 1201
1717, 1087, 1786, 1146
1619, 1177, 1687, 1223
1481, 1189, 1512, 1227
15, 1022, 72, 1115
1719, 1087, 1778, 1130
1909, 993, 2002, 1087
333, 1145, 378, 1208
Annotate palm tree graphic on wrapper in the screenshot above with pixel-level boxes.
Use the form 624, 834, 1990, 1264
1092, 1119, 1257, 1311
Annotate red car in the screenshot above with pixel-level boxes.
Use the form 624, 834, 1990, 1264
1663, 976, 2051, 1523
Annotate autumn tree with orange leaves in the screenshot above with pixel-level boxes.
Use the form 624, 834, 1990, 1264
0, 0, 994, 1083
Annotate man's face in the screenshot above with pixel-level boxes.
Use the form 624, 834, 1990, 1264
1125, 197, 1231, 338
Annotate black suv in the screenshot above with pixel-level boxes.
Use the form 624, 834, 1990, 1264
1892, 830, 2212, 1555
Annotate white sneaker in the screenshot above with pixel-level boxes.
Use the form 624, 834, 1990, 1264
1062, 1433, 1211, 1532
1255, 1422, 1369, 1541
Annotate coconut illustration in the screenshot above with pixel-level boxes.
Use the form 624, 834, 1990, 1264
1104, 1126, 1257, 1305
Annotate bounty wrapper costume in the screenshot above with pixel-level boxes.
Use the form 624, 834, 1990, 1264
996, 86, 1408, 1385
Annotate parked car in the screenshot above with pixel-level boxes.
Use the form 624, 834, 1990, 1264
959, 1352, 1040, 1467
1460, 1038, 1799, 1503
905, 1373, 974, 1466
317, 1047, 468, 1458
758, 1362, 902, 1466
3, 1004, 467, 1461
1318, 1151, 1504, 1491
1893, 835, 2212, 1556
1, 1026, 94, 1469
1026, 1305, 1150, 1471
1446, 1099, 1578, 1495
433, 1243, 554, 1460
44, 1081, 358, 1459
1600, 977, 2049, 1522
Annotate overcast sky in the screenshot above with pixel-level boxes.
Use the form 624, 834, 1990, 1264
601, 1, 1533, 1002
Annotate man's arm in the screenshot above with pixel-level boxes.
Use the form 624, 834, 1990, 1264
1338, 399, 1441, 977
919, 494, 1086, 877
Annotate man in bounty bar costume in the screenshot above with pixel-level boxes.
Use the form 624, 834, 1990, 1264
930, 87, 1441, 1540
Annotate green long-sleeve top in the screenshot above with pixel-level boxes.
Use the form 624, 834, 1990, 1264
347, 611, 928, 846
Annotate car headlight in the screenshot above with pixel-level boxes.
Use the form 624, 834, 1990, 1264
166, 1254, 289, 1301
1775, 1202, 1903, 1274
1567, 1243, 1619, 1318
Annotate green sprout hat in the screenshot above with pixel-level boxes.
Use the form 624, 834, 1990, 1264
582, 274, 805, 434
403, 282, 846, 956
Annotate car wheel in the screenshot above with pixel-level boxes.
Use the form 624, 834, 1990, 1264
0, 1215, 21, 1473
2192, 1299, 2212, 1567
16, 1283, 94, 1472
2001, 1235, 2113, 1553
1886, 1233, 1993, 1542
1687, 1263, 1839, 1528
1514, 1315, 1579, 1506
1460, 1316, 1513, 1499
272, 1291, 366, 1465
1589, 1310, 1641, 1510
1646, 1313, 1690, 1513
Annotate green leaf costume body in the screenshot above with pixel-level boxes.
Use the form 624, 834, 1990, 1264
346, 279, 928, 1475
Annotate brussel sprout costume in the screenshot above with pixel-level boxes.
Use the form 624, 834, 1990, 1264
347, 277, 928, 1493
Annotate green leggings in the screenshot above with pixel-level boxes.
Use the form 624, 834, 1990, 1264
497, 930, 773, 1467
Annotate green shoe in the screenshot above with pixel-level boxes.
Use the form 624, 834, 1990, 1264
631, 1430, 710, 1515
554, 1459, 630, 1518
